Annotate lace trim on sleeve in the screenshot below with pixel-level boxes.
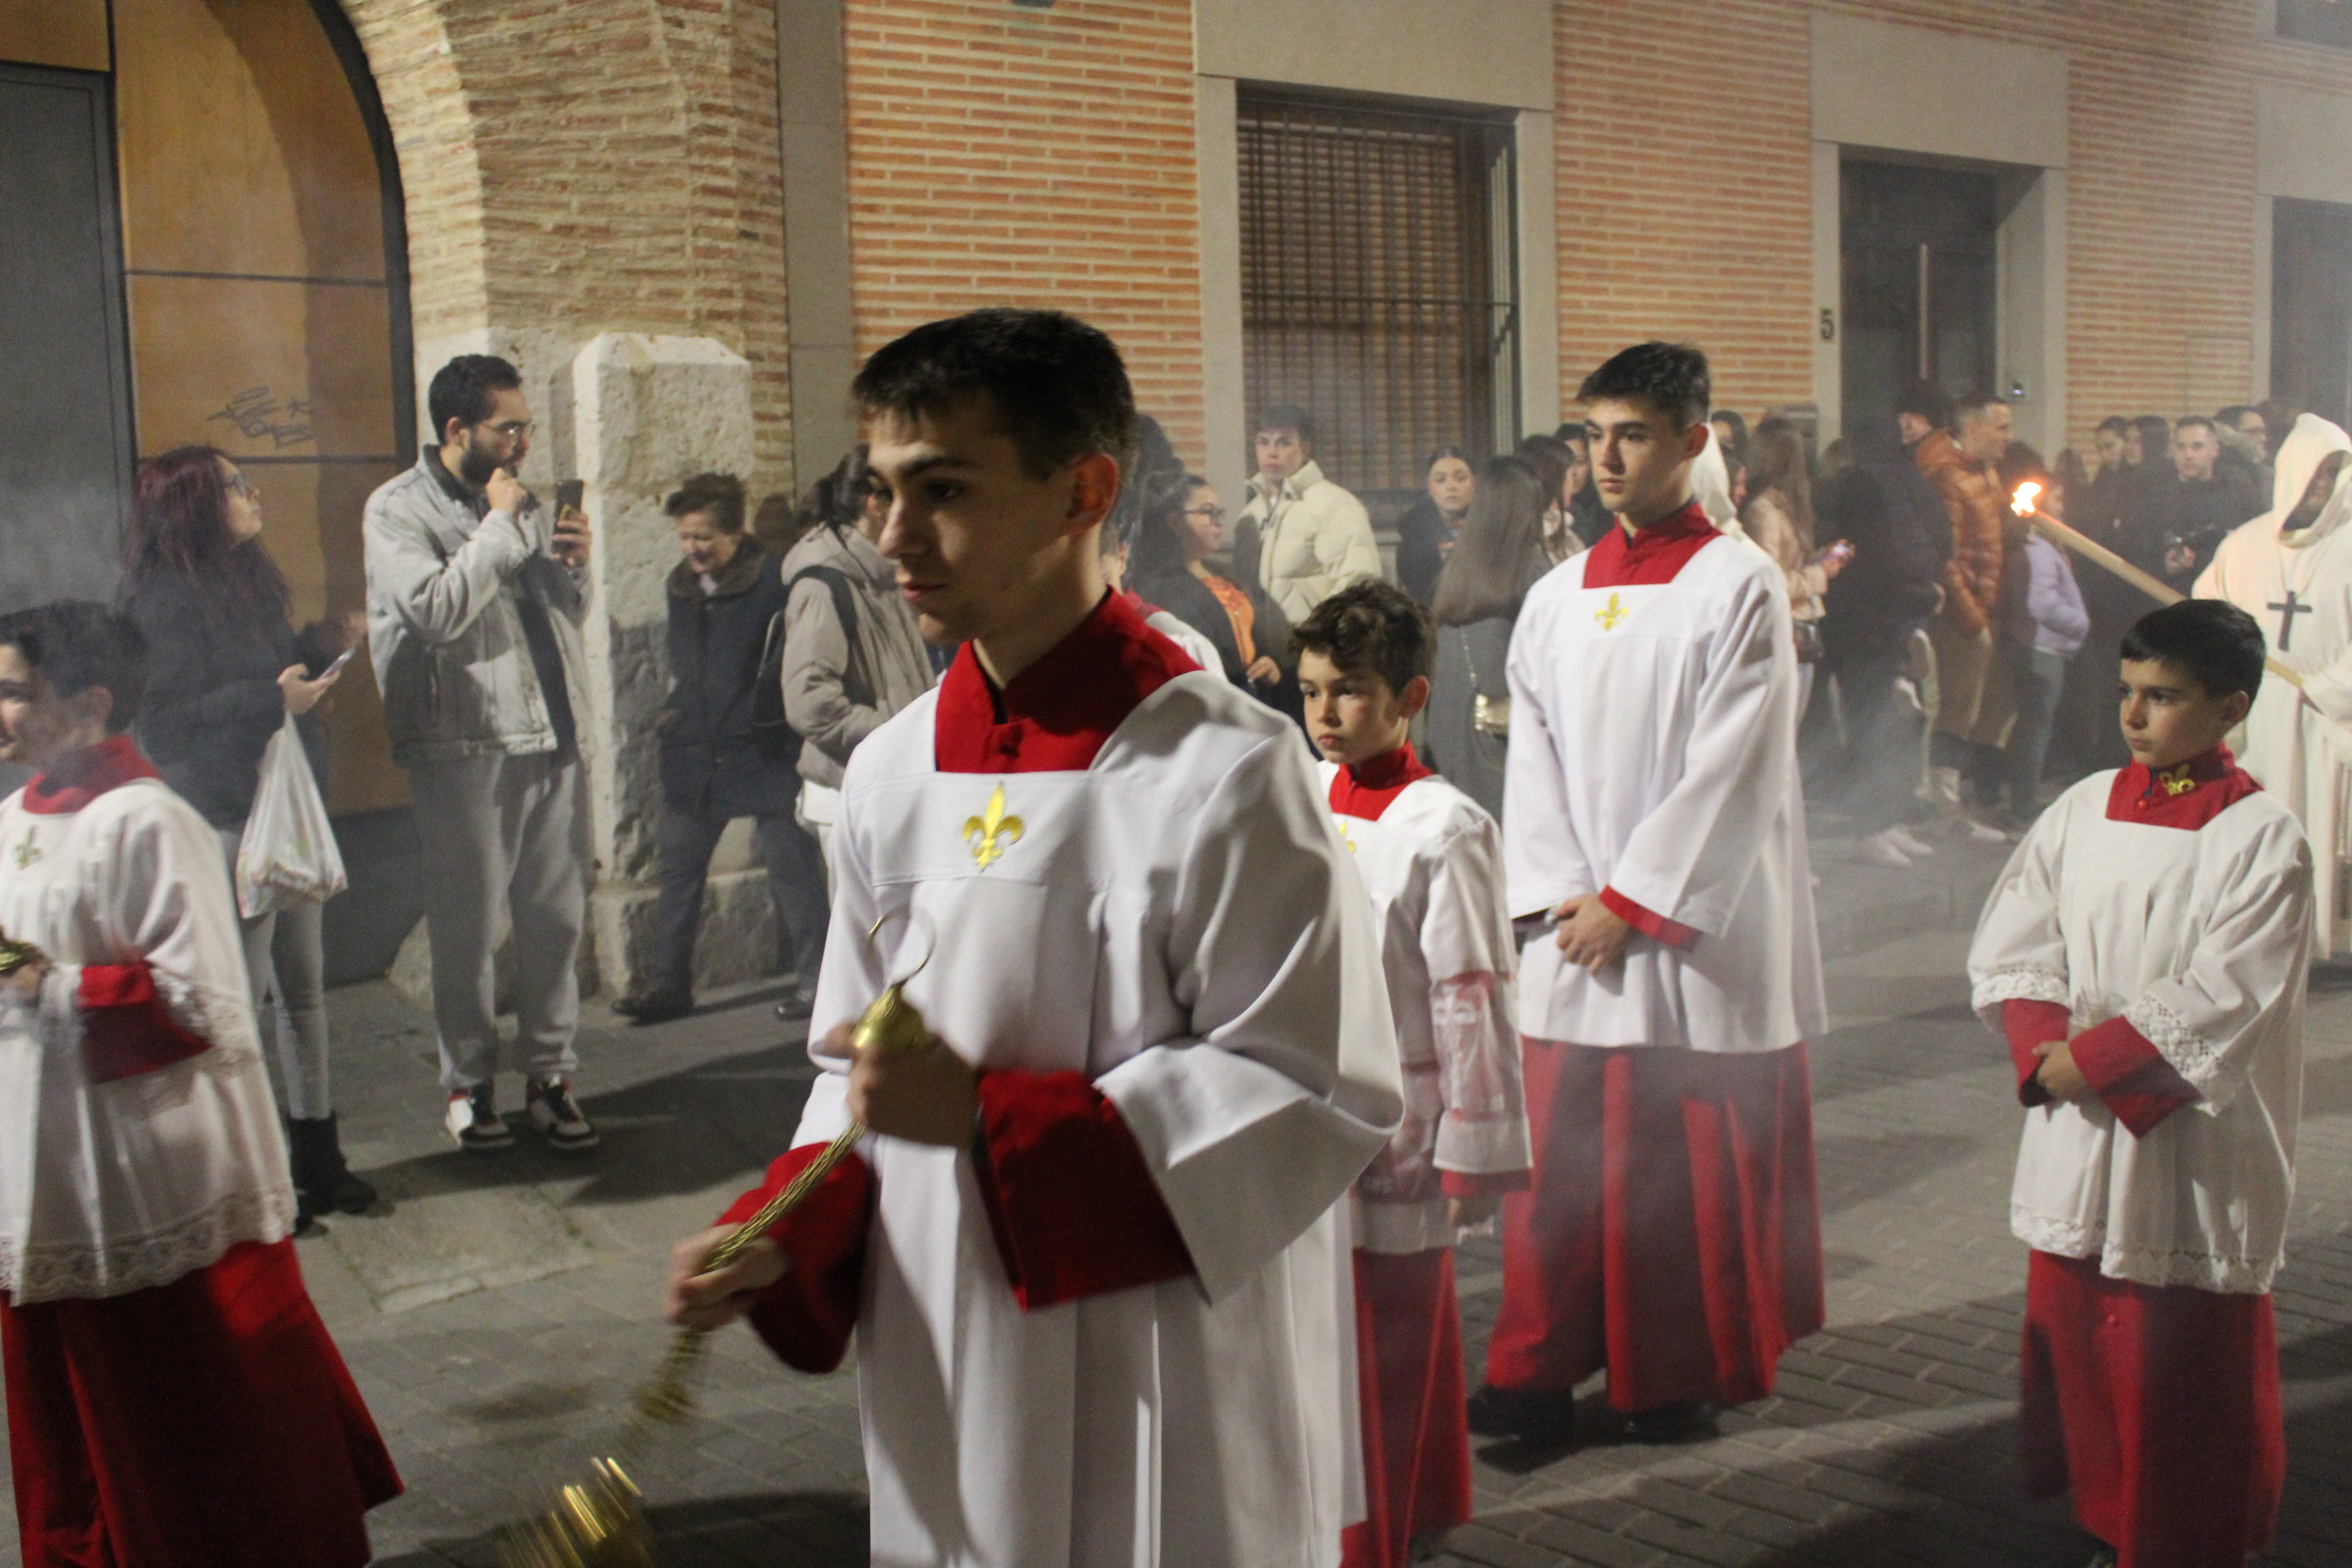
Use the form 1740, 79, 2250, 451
0, 1185, 295, 1304
2124, 994, 2224, 1087
1972, 966, 2070, 1013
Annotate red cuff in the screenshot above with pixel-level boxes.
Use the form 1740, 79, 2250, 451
1441, 1168, 1532, 1198
718, 1142, 876, 1373
1598, 886, 1698, 951
2002, 1000, 2070, 1108
972, 1070, 1194, 1310
78, 961, 212, 1084
2069, 1016, 2200, 1138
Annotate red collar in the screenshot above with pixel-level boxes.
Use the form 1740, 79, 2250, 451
935, 592, 1193, 774
1581, 500, 1719, 588
1328, 744, 1432, 822
23, 735, 162, 815
2105, 745, 2260, 830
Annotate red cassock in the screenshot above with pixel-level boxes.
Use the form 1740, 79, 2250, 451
1487, 504, 1828, 1414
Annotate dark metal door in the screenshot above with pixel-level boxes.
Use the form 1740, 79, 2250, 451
0, 64, 134, 612
1842, 160, 1999, 437
2273, 197, 2352, 429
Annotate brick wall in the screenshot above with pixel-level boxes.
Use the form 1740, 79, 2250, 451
838, 0, 1205, 468
1550, 0, 2352, 454
340, 0, 794, 487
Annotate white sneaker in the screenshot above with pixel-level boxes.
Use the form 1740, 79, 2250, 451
1889, 826, 1935, 858
1929, 766, 1963, 807
1857, 829, 1913, 868
1955, 816, 2009, 845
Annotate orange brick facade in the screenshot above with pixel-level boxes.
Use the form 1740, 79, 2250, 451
839, 0, 1205, 470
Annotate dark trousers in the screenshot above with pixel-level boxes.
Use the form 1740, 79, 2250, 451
654, 806, 829, 1000
1828, 644, 1922, 834
2003, 640, 2070, 821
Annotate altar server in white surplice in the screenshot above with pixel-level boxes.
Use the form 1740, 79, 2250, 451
2194, 411, 2352, 956
663, 310, 1403, 1568
1969, 600, 2308, 1568
0, 603, 399, 1568
1470, 342, 1827, 1449
1294, 580, 1529, 1568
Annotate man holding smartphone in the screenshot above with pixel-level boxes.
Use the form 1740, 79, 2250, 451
363, 353, 601, 1155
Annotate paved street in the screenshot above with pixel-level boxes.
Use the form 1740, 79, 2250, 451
3, 834, 2349, 1566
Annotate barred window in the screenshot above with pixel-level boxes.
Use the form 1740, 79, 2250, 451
1237, 88, 1519, 511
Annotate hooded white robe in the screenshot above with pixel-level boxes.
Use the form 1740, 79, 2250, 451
2195, 412, 2352, 955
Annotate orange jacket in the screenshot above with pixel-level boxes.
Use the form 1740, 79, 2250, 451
1913, 429, 2006, 633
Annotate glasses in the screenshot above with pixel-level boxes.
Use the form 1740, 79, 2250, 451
1184, 505, 1226, 522
224, 471, 258, 500
479, 420, 535, 441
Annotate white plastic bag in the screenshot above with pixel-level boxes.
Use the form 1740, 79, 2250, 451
235, 713, 346, 917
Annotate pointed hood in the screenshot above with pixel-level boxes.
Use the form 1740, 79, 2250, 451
2269, 412, 2352, 548
1691, 424, 1739, 530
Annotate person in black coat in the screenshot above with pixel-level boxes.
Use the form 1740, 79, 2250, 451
121, 444, 368, 1229
1128, 473, 1303, 723
1816, 421, 1947, 864
615, 474, 829, 1024
1395, 445, 1475, 605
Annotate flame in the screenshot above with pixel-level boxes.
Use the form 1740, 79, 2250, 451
2011, 480, 2043, 517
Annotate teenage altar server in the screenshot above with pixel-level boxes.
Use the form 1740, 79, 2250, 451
2193, 411, 2352, 957
0, 602, 400, 1568
663, 310, 1403, 1568
1294, 580, 1530, 1568
1970, 599, 2308, 1568
1470, 342, 1826, 1446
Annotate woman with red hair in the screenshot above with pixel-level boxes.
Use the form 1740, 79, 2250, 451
119, 446, 371, 1230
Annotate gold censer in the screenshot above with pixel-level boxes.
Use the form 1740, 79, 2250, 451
495, 980, 931, 1568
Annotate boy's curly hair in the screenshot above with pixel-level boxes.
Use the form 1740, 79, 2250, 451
1290, 578, 1433, 695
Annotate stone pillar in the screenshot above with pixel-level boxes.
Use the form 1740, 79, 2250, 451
569, 332, 762, 999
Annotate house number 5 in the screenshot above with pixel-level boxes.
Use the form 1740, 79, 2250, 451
1818, 308, 1836, 342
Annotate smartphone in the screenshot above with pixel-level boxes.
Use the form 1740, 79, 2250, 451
554, 479, 585, 516
321, 645, 359, 679
1818, 538, 1856, 569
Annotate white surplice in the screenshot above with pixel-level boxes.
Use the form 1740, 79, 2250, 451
0, 779, 294, 1304
1503, 529, 1827, 1052
1967, 773, 2311, 1293
2195, 412, 2352, 955
1319, 764, 1529, 1254
802, 671, 1403, 1568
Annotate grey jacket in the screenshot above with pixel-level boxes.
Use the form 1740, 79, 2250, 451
362, 451, 589, 767
778, 523, 933, 789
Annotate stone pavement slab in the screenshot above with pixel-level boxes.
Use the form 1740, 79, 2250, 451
1, 834, 2348, 1566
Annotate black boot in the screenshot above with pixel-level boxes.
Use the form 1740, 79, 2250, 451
288, 1114, 377, 1215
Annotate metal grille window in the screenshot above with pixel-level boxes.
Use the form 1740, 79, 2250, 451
1237, 89, 1518, 509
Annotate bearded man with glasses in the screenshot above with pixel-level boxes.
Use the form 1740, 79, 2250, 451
362, 353, 600, 1156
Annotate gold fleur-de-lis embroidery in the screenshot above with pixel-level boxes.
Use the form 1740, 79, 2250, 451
1596, 592, 1629, 631
11, 829, 37, 869
1336, 820, 1358, 855
962, 783, 1025, 871
2160, 766, 2199, 797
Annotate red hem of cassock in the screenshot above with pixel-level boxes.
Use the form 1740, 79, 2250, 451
0, 1238, 400, 1568
721, 1144, 877, 1374
1485, 1040, 1824, 1411
1340, 1248, 1472, 1568
2021, 1250, 2282, 1568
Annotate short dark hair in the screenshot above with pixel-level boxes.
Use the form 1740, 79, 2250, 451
852, 309, 1137, 480
0, 601, 148, 733
1291, 578, 1433, 695
1256, 403, 1316, 444
2096, 415, 2132, 438
1896, 380, 1953, 429
665, 471, 748, 534
427, 354, 523, 443
2175, 414, 2218, 438
1954, 392, 2009, 430
1578, 342, 1711, 430
2119, 599, 2265, 703
2216, 403, 2256, 426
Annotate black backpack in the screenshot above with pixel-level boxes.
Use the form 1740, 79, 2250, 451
751, 564, 872, 762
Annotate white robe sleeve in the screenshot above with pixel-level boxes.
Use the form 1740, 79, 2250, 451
1421, 818, 1529, 1177
83, 792, 261, 1058
1502, 609, 1594, 920
1098, 732, 1404, 1303
1606, 567, 1798, 935
1967, 799, 2076, 1027
2122, 814, 2313, 1112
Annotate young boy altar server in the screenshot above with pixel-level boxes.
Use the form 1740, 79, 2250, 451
1970, 599, 2309, 1568
1472, 341, 1827, 1446
1294, 580, 1530, 1568
663, 309, 1404, 1568
0, 603, 399, 1568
